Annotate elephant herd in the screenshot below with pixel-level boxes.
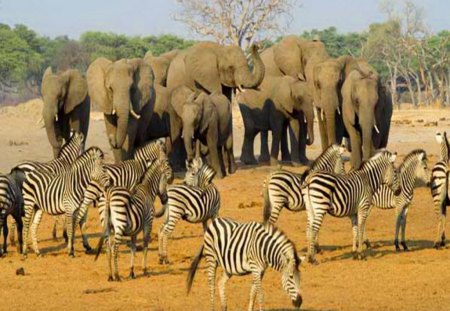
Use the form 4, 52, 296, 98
40, 35, 392, 177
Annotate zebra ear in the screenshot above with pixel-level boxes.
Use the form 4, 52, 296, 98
185, 160, 191, 170
436, 132, 443, 144
418, 152, 425, 161
389, 152, 397, 163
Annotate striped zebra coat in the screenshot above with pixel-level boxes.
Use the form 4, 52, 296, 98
187, 217, 302, 311
371, 149, 430, 251
431, 131, 450, 248
22, 147, 109, 257
302, 150, 397, 263
95, 156, 173, 281
0, 169, 25, 255
10, 132, 85, 245
262, 144, 345, 225
156, 157, 220, 264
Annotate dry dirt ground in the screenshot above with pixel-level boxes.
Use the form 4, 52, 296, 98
1, 100, 450, 311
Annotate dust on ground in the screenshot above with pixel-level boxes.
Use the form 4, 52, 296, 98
1, 100, 450, 311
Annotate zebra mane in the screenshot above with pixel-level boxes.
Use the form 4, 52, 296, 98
71, 146, 104, 168
358, 150, 392, 170
57, 132, 83, 159
399, 149, 426, 172
134, 139, 165, 162
310, 144, 341, 171
137, 159, 159, 185
263, 223, 300, 268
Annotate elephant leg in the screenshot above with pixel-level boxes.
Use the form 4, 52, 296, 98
104, 114, 120, 162
121, 118, 139, 161
217, 146, 227, 178
317, 108, 329, 151
270, 127, 282, 167
297, 115, 309, 165
281, 122, 291, 162
335, 112, 345, 145
207, 134, 224, 179
259, 130, 270, 163
241, 126, 258, 165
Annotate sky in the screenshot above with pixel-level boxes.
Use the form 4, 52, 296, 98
0, 0, 449, 39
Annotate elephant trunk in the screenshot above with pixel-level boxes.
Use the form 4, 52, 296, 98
361, 109, 376, 162
43, 103, 62, 158
325, 108, 337, 147
114, 99, 131, 149
238, 45, 265, 89
304, 107, 315, 145
182, 128, 195, 161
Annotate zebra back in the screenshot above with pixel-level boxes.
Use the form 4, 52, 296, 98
14, 132, 84, 175
310, 143, 345, 174
436, 132, 450, 163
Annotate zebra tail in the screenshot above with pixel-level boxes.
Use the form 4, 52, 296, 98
262, 178, 271, 224
95, 195, 111, 261
154, 202, 167, 218
446, 170, 450, 205
186, 244, 204, 294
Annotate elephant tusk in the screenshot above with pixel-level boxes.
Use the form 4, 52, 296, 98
55, 114, 58, 122
374, 124, 380, 134
337, 106, 341, 115
304, 114, 307, 124
112, 109, 116, 115
237, 85, 245, 93
129, 103, 141, 119
321, 109, 325, 121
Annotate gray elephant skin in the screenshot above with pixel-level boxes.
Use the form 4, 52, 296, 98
342, 60, 392, 168
169, 86, 236, 178
41, 67, 90, 158
86, 57, 155, 162
237, 75, 315, 166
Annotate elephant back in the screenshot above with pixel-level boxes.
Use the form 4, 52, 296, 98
86, 57, 113, 113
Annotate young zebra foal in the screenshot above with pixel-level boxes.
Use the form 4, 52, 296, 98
95, 155, 173, 281
431, 131, 450, 248
187, 217, 303, 311
371, 149, 431, 251
302, 150, 397, 263
157, 157, 219, 265
262, 144, 345, 225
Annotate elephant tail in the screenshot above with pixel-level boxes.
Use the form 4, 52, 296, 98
262, 176, 271, 224
155, 201, 167, 218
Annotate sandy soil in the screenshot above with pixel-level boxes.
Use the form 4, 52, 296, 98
1, 100, 450, 311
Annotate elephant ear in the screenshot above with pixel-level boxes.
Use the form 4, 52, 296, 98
341, 72, 357, 126
185, 44, 222, 94
128, 58, 155, 113
42, 66, 53, 81
273, 36, 304, 79
62, 69, 88, 114
171, 86, 193, 117
86, 57, 112, 114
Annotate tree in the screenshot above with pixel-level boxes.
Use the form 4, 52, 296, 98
173, 0, 299, 49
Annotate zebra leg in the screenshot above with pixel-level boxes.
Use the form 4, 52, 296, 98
158, 214, 180, 265
206, 259, 217, 311
142, 223, 151, 277
307, 209, 327, 264
9, 219, 16, 247
251, 271, 264, 311
1, 218, 8, 255
357, 205, 370, 260
65, 212, 76, 257
107, 237, 113, 282
350, 215, 358, 259
435, 201, 446, 249
394, 206, 404, 251
77, 207, 92, 252
21, 204, 35, 257
14, 214, 23, 254
441, 206, 447, 247
52, 217, 58, 241
218, 272, 230, 311
400, 207, 409, 251
129, 235, 137, 280
30, 209, 44, 256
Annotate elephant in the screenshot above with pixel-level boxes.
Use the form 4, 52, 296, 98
41, 67, 90, 158
86, 57, 155, 162
260, 36, 329, 162
167, 42, 265, 98
169, 86, 236, 178
342, 61, 392, 169
144, 49, 179, 87
312, 55, 355, 151
146, 84, 171, 145
237, 75, 315, 166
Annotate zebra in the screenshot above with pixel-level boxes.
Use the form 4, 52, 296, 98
73, 139, 170, 238
156, 157, 219, 265
94, 155, 173, 281
21, 147, 110, 257
370, 149, 430, 251
187, 217, 302, 311
302, 150, 397, 263
431, 131, 450, 249
0, 168, 25, 255
10, 132, 85, 246
262, 143, 345, 225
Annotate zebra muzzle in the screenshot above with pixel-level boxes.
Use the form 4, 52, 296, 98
292, 294, 302, 308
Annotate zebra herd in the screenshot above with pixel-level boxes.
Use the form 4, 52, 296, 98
1, 130, 450, 310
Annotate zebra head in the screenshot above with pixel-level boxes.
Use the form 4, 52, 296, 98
280, 244, 303, 309
58, 131, 85, 160
134, 138, 167, 163
435, 132, 449, 163
184, 157, 216, 188
410, 150, 431, 187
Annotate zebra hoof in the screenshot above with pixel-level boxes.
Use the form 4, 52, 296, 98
128, 272, 136, 280
358, 253, 366, 260
434, 242, 442, 250
68, 252, 75, 258
314, 245, 322, 254
107, 276, 114, 282
401, 242, 409, 251
440, 240, 446, 247
394, 240, 400, 252
114, 274, 121, 282
159, 257, 169, 265
364, 240, 372, 249
352, 252, 358, 260
143, 269, 150, 277
307, 257, 318, 265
